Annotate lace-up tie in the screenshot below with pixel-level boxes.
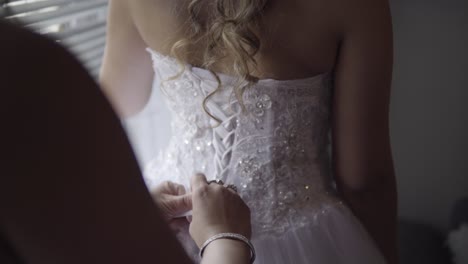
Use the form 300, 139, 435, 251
206, 100, 241, 181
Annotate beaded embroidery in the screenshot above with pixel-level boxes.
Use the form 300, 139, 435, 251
144, 48, 341, 238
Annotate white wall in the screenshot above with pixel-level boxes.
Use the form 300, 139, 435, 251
390, 0, 468, 231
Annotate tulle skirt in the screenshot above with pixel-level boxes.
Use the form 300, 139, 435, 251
177, 203, 386, 264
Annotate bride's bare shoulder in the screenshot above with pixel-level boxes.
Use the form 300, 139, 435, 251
296, 0, 390, 27
322, 0, 391, 27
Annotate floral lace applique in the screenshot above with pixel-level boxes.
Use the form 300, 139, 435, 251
144, 49, 342, 238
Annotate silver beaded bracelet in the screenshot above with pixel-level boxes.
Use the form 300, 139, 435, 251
199, 233, 256, 263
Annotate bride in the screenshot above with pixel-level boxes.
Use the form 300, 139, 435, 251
100, 0, 397, 263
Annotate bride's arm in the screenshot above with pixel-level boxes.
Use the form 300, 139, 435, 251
99, 0, 154, 118
332, 0, 397, 263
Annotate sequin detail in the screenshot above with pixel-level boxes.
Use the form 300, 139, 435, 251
143, 48, 341, 238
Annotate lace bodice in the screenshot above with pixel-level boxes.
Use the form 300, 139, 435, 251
143, 49, 342, 238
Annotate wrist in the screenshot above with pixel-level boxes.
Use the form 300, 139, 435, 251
203, 239, 250, 263
199, 233, 255, 264
206, 239, 250, 253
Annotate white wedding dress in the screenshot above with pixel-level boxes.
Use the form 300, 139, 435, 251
123, 48, 387, 264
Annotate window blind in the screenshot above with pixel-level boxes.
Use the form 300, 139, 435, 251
0, 0, 108, 77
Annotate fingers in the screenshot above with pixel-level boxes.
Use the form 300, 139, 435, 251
180, 193, 193, 210
225, 184, 238, 195
166, 181, 186, 195
175, 183, 186, 196
155, 181, 186, 196
226, 188, 237, 194
171, 193, 193, 215
191, 173, 208, 191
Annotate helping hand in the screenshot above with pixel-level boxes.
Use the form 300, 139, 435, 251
189, 174, 252, 248
150, 181, 192, 221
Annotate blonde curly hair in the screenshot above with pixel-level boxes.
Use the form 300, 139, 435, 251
170, 0, 269, 122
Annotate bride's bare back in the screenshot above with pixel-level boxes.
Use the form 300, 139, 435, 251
127, 0, 340, 79
100, 0, 397, 263
110, 0, 342, 80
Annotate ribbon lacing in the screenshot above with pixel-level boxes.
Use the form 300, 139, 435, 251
206, 99, 242, 181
